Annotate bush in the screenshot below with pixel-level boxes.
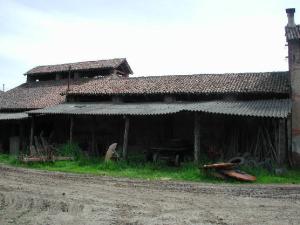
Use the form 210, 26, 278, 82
57, 143, 83, 160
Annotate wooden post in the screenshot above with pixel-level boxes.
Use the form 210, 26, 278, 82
194, 113, 200, 164
30, 116, 35, 147
91, 118, 96, 155
67, 66, 71, 92
278, 118, 286, 165
123, 116, 130, 160
69, 116, 74, 144
19, 121, 24, 152
287, 115, 293, 165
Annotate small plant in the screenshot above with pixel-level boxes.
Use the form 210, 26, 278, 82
57, 143, 83, 160
8, 155, 20, 165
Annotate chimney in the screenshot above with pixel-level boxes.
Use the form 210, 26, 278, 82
286, 8, 296, 27
285, 8, 300, 167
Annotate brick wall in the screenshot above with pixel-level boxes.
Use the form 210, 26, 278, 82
289, 40, 300, 166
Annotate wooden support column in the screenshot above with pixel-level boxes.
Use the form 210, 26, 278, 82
194, 113, 200, 164
91, 118, 96, 155
278, 118, 286, 165
69, 116, 74, 144
122, 116, 130, 160
19, 121, 24, 152
29, 116, 35, 147
287, 115, 293, 166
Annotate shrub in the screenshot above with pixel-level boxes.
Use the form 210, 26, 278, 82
57, 143, 83, 160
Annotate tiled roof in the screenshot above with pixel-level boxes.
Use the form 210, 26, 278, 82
68, 72, 289, 96
285, 25, 300, 41
25, 58, 132, 75
28, 99, 291, 118
0, 79, 85, 110
0, 72, 289, 111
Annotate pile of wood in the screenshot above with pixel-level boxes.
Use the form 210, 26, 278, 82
20, 132, 73, 163
223, 120, 282, 164
203, 162, 256, 182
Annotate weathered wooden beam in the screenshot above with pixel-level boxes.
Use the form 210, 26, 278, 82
122, 116, 130, 160
164, 95, 175, 103
34, 136, 43, 156
278, 118, 286, 165
112, 96, 123, 103
19, 121, 24, 152
30, 116, 35, 147
91, 118, 96, 155
287, 115, 293, 165
116, 69, 126, 75
67, 65, 71, 92
69, 116, 74, 144
194, 113, 200, 164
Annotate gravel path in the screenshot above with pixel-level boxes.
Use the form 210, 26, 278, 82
0, 165, 299, 225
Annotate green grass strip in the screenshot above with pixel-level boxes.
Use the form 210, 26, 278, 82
0, 154, 299, 184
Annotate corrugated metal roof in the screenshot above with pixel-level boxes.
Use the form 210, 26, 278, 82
28, 99, 291, 118
0, 113, 28, 120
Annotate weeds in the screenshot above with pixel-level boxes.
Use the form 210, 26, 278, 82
0, 154, 20, 165
56, 143, 83, 160
0, 153, 299, 184
241, 165, 300, 184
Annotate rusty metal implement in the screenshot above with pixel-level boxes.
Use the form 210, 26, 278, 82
220, 170, 257, 182
203, 162, 237, 170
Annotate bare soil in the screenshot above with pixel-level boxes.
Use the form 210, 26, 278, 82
0, 165, 299, 225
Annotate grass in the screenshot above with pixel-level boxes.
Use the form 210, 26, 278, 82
241, 166, 300, 184
0, 153, 299, 184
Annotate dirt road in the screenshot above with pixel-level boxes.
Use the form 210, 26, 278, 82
0, 165, 299, 225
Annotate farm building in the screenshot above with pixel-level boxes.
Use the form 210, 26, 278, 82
0, 58, 132, 154
0, 9, 299, 166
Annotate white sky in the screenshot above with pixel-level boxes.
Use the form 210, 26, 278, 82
0, 0, 299, 90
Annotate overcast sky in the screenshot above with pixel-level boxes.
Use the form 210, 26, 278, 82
0, 0, 299, 90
